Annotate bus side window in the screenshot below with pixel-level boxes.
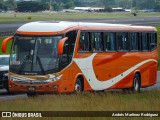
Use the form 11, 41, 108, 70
130, 33, 138, 51
78, 32, 89, 52
60, 30, 78, 65
150, 33, 157, 51
91, 32, 103, 52
65, 31, 77, 54
117, 32, 129, 51
104, 32, 116, 51
141, 33, 149, 51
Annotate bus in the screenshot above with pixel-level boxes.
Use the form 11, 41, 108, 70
1, 21, 158, 94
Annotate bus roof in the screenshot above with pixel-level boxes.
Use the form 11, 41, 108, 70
16, 21, 156, 35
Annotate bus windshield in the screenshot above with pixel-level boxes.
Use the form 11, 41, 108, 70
10, 35, 62, 75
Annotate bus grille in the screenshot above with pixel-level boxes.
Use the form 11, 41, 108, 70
14, 80, 48, 85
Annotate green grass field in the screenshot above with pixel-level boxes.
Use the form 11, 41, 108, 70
0, 90, 160, 120
0, 37, 11, 54
0, 12, 160, 22
1, 90, 160, 111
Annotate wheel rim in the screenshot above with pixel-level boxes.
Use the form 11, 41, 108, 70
75, 83, 81, 93
134, 77, 139, 91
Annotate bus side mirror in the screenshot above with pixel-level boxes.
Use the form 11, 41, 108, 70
58, 37, 68, 55
2, 36, 13, 53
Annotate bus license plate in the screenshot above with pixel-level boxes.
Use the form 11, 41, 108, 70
27, 86, 36, 91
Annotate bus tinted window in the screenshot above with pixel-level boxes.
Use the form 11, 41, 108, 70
141, 33, 149, 51
104, 33, 116, 51
79, 32, 89, 52
91, 32, 103, 52
117, 33, 129, 51
151, 33, 157, 51
130, 33, 138, 51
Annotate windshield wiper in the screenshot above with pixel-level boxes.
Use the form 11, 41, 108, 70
36, 56, 45, 75
17, 53, 32, 74
17, 54, 45, 75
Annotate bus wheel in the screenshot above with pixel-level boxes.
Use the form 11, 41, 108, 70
4, 80, 9, 92
132, 74, 141, 92
74, 78, 82, 93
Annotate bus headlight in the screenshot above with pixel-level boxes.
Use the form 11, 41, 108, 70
9, 76, 17, 81
46, 74, 63, 82
4, 73, 8, 77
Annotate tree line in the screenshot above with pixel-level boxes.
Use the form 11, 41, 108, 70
0, 0, 75, 12
0, 0, 160, 12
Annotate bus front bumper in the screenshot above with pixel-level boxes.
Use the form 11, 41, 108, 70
8, 80, 60, 94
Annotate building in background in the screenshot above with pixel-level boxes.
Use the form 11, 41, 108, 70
112, 7, 125, 12
74, 7, 105, 12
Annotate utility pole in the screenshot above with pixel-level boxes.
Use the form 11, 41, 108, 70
50, 0, 52, 16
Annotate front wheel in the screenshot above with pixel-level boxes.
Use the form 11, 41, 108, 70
4, 80, 9, 92
132, 74, 141, 92
74, 78, 83, 93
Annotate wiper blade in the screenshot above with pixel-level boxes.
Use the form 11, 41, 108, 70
17, 53, 31, 74
36, 56, 45, 75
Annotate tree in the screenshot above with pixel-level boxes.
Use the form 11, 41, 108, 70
136, 0, 155, 10
0, 0, 7, 11
101, 0, 116, 7
50, 0, 75, 10
64, 0, 75, 9
4, 0, 16, 10
17, 1, 48, 12
105, 6, 112, 12
52, 2, 64, 11
155, 0, 160, 11
118, 0, 131, 9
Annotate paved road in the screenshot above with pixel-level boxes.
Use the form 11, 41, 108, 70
72, 17, 160, 25
0, 16, 160, 33
0, 22, 25, 32
0, 72, 159, 100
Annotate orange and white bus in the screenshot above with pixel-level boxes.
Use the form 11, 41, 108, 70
2, 21, 158, 94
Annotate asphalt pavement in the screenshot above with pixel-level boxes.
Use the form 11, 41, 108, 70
1, 16, 160, 33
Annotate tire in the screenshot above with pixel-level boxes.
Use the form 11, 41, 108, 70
132, 74, 141, 92
4, 80, 9, 92
74, 78, 83, 93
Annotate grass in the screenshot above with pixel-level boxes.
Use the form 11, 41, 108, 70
0, 90, 160, 119
0, 12, 160, 22
0, 37, 11, 55
156, 25, 160, 70
1, 90, 160, 111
